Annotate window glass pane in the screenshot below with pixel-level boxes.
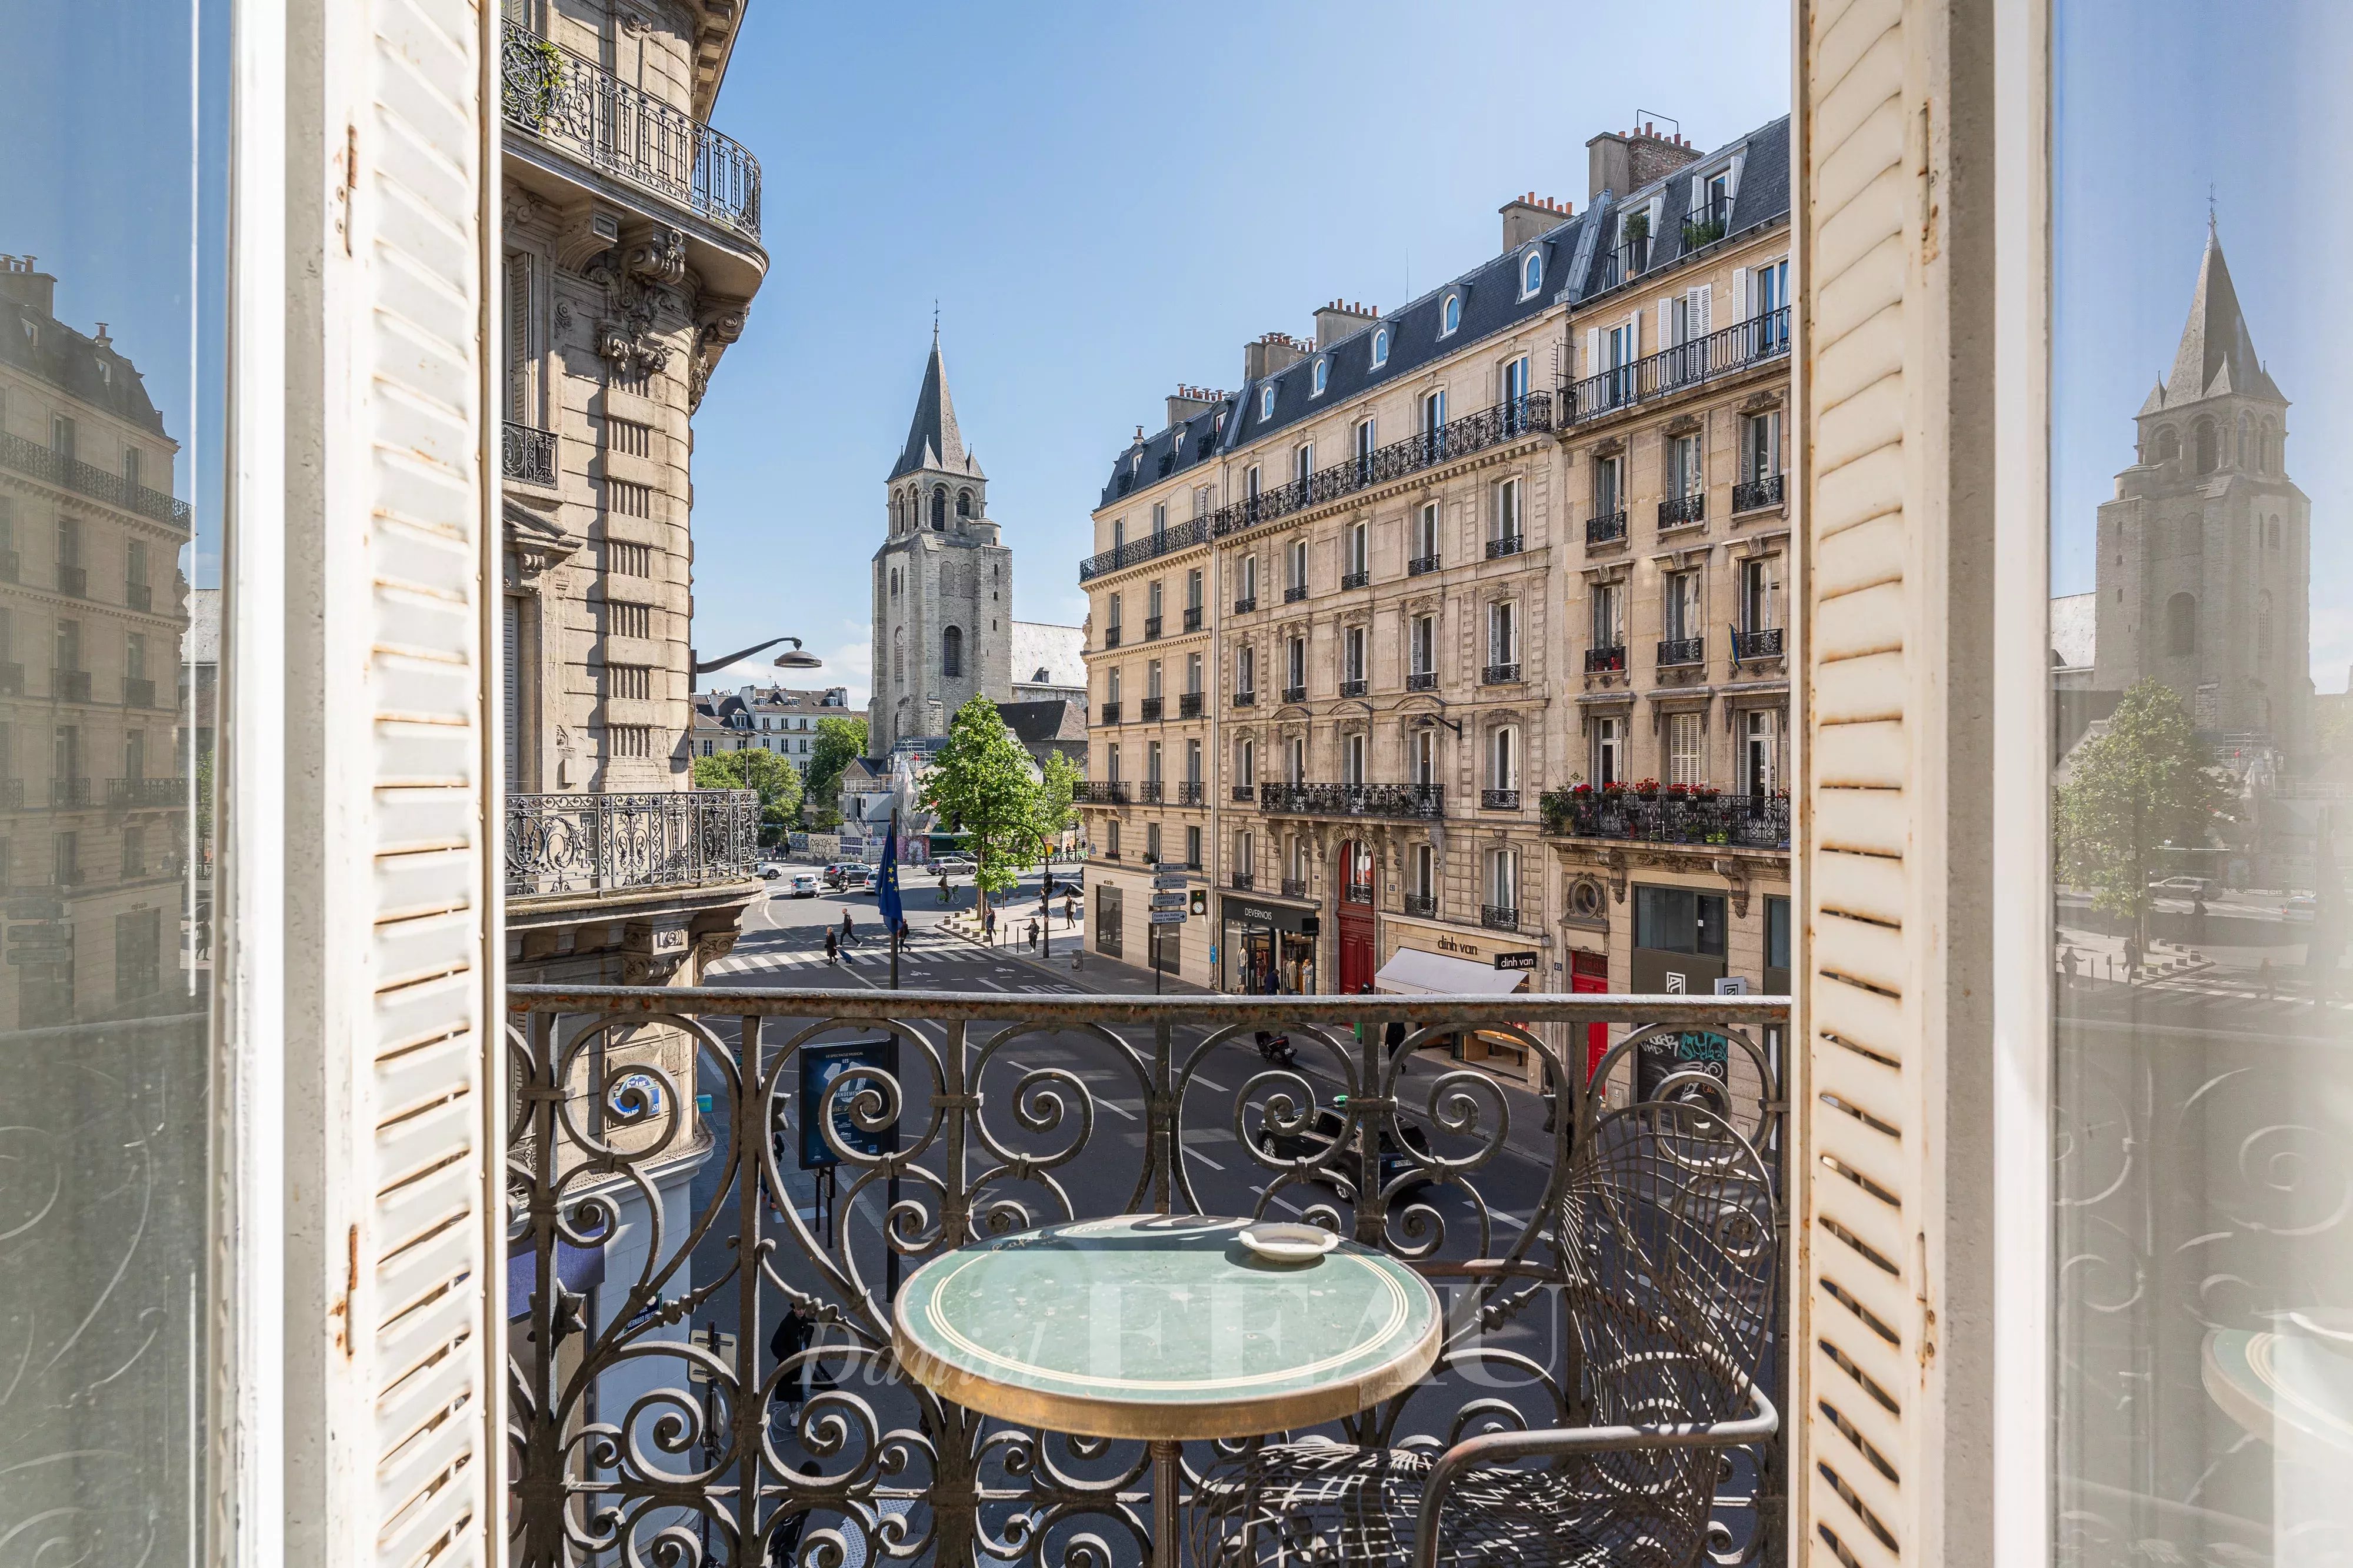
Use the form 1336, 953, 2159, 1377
0, 2, 224, 1557
2051, 8, 2353, 1562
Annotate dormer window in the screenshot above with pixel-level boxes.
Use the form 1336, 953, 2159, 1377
1312, 358, 1329, 396
1519, 249, 1543, 298
1370, 326, 1389, 368
1441, 293, 1462, 336
1260, 384, 1277, 421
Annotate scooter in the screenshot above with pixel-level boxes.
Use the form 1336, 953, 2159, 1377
1253, 1030, 1297, 1067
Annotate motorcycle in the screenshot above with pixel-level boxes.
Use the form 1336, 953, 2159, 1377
1253, 1030, 1297, 1067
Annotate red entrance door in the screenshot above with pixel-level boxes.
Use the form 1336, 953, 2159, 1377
1338, 840, 1376, 993
1571, 950, 1611, 1082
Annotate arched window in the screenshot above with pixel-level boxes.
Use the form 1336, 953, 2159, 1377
1312, 358, 1328, 396
931, 488, 947, 529
2269, 518, 2282, 549
1441, 292, 1462, 335
1370, 326, 1389, 369
892, 626, 904, 682
2151, 425, 2180, 463
2257, 590, 2274, 660
2262, 417, 2279, 473
2194, 418, 2218, 473
2238, 413, 2252, 468
942, 625, 964, 678
2166, 592, 2197, 656
957, 488, 972, 518
1521, 249, 1543, 296
1259, 384, 1276, 421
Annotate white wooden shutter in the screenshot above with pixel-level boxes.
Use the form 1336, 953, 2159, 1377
1584, 326, 1600, 378
1658, 295, 1675, 348
1688, 285, 1712, 339
1796, 0, 1991, 1563
503, 598, 520, 786
503, 252, 529, 421
1732, 265, 1750, 323
281, 0, 501, 1562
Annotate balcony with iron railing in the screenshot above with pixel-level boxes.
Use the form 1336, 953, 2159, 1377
0, 778, 19, 809
1564, 308, 1791, 426
1144, 615, 1162, 641
1229, 870, 1255, 891
1341, 879, 1374, 904
1178, 692, 1203, 719
1182, 605, 1202, 632
1401, 891, 1437, 918
1131, 779, 1164, 804
123, 676, 156, 708
53, 668, 91, 703
1102, 625, 1123, 649
1280, 875, 1309, 899
1230, 783, 1255, 802
1407, 552, 1441, 576
1340, 568, 1370, 590
108, 777, 186, 807
0, 548, 18, 582
1734, 627, 1786, 662
1540, 787, 1792, 852
1733, 472, 1785, 512
1231, 689, 1255, 708
1096, 702, 1122, 725
0, 428, 193, 526
1139, 696, 1164, 722
1339, 677, 1367, 699
1484, 533, 1524, 560
1585, 645, 1628, 675
1658, 637, 1705, 669
48, 777, 91, 808
1480, 903, 1520, 931
1481, 788, 1522, 811
56, 563, 86, 598
1231, 595, 1256, 615
1259, 782, 1443, 820
504, 420, 559, 488
1175, 780, 1205, 806
1282, 584, 1309, 603
1407, 670, 1437, 691
0, 662, 21, 695
505, 788, 761, 899
1482, 661, 1521, 685
1281, 683, 1307, 704
1211, 393, 1555, 540
1073, 781, 1129, 806
1078, 517, 1212, 583
1659, 491, 1706, 529
499, 19, 762, 243
126, 581, 154, 612
1586, 510, 1628, 546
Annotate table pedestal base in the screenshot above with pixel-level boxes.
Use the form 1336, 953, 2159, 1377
1151, 1438, 1181, 1568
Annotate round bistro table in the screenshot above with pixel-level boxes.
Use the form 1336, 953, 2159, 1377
892, 1213, 1444, 1568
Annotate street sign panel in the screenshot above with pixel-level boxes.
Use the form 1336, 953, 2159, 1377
1152, 873, 1189, 890
1149, 892, 1188, 910
1149, 910, 1188, 926
6, 896, 62, 921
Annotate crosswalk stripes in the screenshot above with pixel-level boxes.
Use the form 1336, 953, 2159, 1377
708, 936, 1046, 978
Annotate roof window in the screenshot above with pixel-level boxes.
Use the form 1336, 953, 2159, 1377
1519, 249, 1543, 298
1312, 358, 1329, 396
1441, 292, 1462, 336
1371, 326, 1390, 368
1260, 384, 1277, 420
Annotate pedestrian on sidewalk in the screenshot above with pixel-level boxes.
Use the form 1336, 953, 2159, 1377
2259, 956, 2274, 1000
1064, 892, 1077, 928
1027, 918, 1039, 952
825, 929, 838, 964
985, 905, 997, 945
840, 910, 854, 949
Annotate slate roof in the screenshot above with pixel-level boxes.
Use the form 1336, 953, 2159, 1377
2143, 228, 2284, 411
997, 698, 1086, 747
0, 292, 172, 436
1095, 115, 1792, 505
1009, 620, 1086, 688
888, 333, 984, 481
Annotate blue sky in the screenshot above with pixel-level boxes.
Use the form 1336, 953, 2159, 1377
687, 1, 1792, 699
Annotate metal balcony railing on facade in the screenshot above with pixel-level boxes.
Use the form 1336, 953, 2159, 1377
1480, 903, 1520, 931
1659, 491, 1706, 529
1407, 553, 1441, 576
1281, 685, 1306, 704
1340, 569, 1369, 590
1482, 661, 1521, 685
1175, 780, 1204, 806
1178, 692, 1202, 719
126, 581, 153, 612
1139, 697, 1163, 722
1231, 784, 1255, 803
48, 777, 90, 808
1259, 782, 1442, 820
1143, 616, 1162, 641
1658, 637, 1705, 669
1282, 584, 1309, 603
1231, 689, 1255, 708
508, 979, 1793, 1568
56, 563, 86, 598
504, 788, 760, 898
1401, 892, 1437, 918
0, 428, 193, 525
1587, 511, 1628, 546
0, 662, 21, 696
1481, 788, 1521, 811
122, 676, 156, 709
1182, 606, 1202, 631
499, 20, 763, 242
1734, 627, 1786, 662
1338, 678, 1367, 699
1231, 595, 1256, 615
53, 668, 91, 703
1406, 670, 1437, 691
1073, 781, 1128, 805
1229, 870, 1255, 891
1341, 880, 1374, 905
1585, 645, 1628, 675
1539, 788, 1791, 851
0, 548, 18, 582
1096, 702, 1122, 726
1733, 473, 1785, 512
504, 420, 558, 487
108, 776, 186, 807
1076, 516, 1212, 583
1208, 393, 1555, 541
1279, 876, 1309, 899
1134, 780, 1163, 804
1563, 308, 1791, 427
1102, 625, 1122, 648
1484, 533, 1524, 560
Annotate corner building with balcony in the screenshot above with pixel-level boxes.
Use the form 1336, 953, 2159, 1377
1076, 117, 1794, 1086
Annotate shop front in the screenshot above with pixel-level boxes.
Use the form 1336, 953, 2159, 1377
1221, 896, 1319, 995
1372, 921, 1543, 1086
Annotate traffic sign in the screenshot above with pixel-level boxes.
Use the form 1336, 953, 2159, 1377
1149, 910, 1188, 926
1149, 892, 1188, 911
1152, 873, 1189, 890
6, 895, 62, 920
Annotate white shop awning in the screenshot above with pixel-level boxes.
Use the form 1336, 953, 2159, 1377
1373, 948, 1529, 996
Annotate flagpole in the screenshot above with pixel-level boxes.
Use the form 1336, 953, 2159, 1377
888, 809, 901, 991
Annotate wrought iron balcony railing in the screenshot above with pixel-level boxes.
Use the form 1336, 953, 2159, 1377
1211, 393, 1555, 539
1102, 625, 1122, 648
1659, 491, 1706, 529
500, 20, 763, 242
1481, 788, 1521, 811
1480, 903, 1520, 931
1280, 684, 1306, 704
1283, 584, 1309, 603
1407, 552, 1441, 576
1073, 781, 1129, 805
1139, 696, 1164, 722
1077, 516, 1211, 582
1658, 636, 1706, 668
1144, 616, 1162, 640
1339, 568, 1370, 590
1482, 661, 1521, 685
1734, 626, 1786, 661
1232, 595, 1256, 614
1540, 788, 1791, 851
1095, 702, 1122, 725
108, 776, 186, 807
1401, 891, 1437, 918
1231, 689, 1255, 708
1407, 670, 1437, 691
56, 563, 86, 598
0, 779, 20, 809
505, 788, 760, 898
0, 428, 192, 525
1175, 780, 1204, 806
1484, 533, 1524, 560
1338, 677, 1367, 698
1586, 510, 1628, 545
0, 662, 21, 695
1229, 870, 1255, 890
1182, 605, 1202, 631
126, 581, 154, 612
504, 420, 558, 487
1585, 645, 1628, 674
47, 776, 91, 808
0, 548, 18, 582
1565, 308, 1791, 425
1280, 876, 1309, 899
1134, 780, 1164, 804
122, 676, 156, 709
1733, 473, 1785, 512
1258, 781, 1443, 820
1341, 879, 1374, 905
1178, 692, 1203, 718
52, 668, 91, 703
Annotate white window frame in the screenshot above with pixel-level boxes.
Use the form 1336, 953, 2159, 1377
1440, 292, 1461, 335
1260, 384, 1276, 420
1371, 325, 1389, 368
1312, 357, 1329, 396
1518, 248, 1543, 298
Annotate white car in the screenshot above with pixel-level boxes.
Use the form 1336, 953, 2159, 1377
2146, 875, 2211, 896
932, 855, 977, 876
788, 872, 819, 898
759, 863, 786, 880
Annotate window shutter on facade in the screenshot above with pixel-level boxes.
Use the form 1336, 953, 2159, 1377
1584, 326, 1600, 378
504, 252, 531, 420
1658, 296, 1675, 348
1687, 284, 1712, 339
503, 598, 520, 786
1733, 265, 1750, 321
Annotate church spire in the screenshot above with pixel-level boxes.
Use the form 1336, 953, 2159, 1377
2162, 225, 2282, 406
888, 333, 984, 481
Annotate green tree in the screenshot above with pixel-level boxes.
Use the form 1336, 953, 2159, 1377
692, 748, 804, 846
1034, 749, 1081, 859
2055, 679, 2234, 945
804, 715, 869, 820
918, 695, 1043, 918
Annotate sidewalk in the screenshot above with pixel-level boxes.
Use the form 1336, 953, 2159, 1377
935, 906, 1209, 996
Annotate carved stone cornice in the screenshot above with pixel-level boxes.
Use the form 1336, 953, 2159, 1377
505, 499, 582, 586
584, 223, 687, 381
688, 296, 750, 412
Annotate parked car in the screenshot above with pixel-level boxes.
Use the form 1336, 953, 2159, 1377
1253, 1102, 1434, 1196
759, 863, 785, 880
822, 863, 856, 890
788, 872, 819, 898
2146, 875, 2212, 896
2284, 892, 2318, 920
932, 855, 977, 876
853, 867, 881, 893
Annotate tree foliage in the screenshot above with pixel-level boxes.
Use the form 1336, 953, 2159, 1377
692, 747, 804, 845
1034, 749, 1082, 854
804, 715, 869, 815
919, 696, 1042, 910
2055, 680, 2234, 936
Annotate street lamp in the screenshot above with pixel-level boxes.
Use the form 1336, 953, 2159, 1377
691, 635, 822, 677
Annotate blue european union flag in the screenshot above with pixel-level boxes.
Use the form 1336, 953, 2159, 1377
876, 821, 905, 934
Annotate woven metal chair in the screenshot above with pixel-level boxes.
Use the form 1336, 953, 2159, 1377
1189, 1099, 1778, 1568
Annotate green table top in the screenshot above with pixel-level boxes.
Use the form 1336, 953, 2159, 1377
892, 1215, 1444, 1440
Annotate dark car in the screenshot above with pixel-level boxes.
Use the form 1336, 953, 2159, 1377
1254, 1104, 1434, 1195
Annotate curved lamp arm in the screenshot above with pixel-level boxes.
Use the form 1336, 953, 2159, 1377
693, 636, 821, 675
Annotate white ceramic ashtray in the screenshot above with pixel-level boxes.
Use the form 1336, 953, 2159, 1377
1238, 1223, 1339, 1264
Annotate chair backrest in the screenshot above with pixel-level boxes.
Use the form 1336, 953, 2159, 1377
1555, 1099, 1777, 1559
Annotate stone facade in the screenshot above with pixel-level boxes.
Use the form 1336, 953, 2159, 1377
1076, 116, 1795, 1086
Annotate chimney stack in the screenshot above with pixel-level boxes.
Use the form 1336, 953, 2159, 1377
1244, 331, 1312, 382
1585, 121, 1703, 204
1165, 385, 1222, 429
1499, 192, 1573, 252
0, 253, 57, 318
1312, 298, 1381, 349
